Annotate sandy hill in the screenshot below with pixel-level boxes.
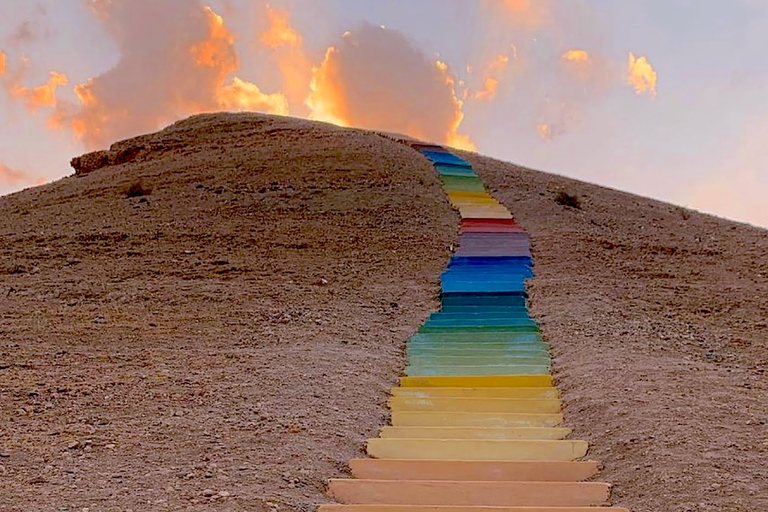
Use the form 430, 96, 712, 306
0, 113, 765, 512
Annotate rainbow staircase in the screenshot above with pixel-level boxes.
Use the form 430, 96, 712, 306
319, 143, 628, 511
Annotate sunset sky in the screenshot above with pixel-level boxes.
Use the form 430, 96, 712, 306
1, 1, 767, 228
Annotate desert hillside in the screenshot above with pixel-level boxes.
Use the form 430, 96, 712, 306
0, 113, 765, 512
468, 153, 768, 512
0, 113, 456, 511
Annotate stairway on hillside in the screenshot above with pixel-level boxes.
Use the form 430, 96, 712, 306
319, 143, 629, 512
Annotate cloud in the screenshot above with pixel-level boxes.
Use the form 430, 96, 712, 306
7, 21, 38, 45
53, 0, 286, 150
472, 52, 513, 101
491, 0, 551, 29
10, 70, 68, 112
258, 4, 312, 115
562, 49, 588, 62
306, 24, 474, 150
0, 50, 6, 75
687, 120, 768, 228
217, 77, 288, 112
627, 52, 657, 96
0, 163, 43, 187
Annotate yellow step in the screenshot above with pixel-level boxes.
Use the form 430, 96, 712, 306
348, 459, 601, 481
400, 375, 552, 388
378, 426, 571, 440
458, 207, 513, 219
366, 438, 588, 461
391, 387, 559, 399
319, 506, 629, 512
328, 479, 610, 507
449, 199, 501, 207
389, 397, 561, 413
392, 411, 562, 428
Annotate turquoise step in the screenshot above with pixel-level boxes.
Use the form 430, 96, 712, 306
405, 364, 551, 376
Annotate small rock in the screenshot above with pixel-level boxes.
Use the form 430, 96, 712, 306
67, 440, 81, 450
0, 452, 10, 458
202, 489, 215, 497
105, 443, 116, 449
218, 490, 230, 497
28, 476, 47, 484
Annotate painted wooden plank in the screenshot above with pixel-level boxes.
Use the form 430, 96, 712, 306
378, 426, 571, 440
404, 364, 550, 376
418, 325, 539, 334
347, 458, 601, 482
407, 348, 549, 358
388, 397, 560, 413
406, 344, 550, 353
407, 355, 551, 366
391, 411, 563, 428
410, 332, 544, 342
390, 386, 559, 399
319, 505, 629, 512
400, 375, 553, 387
328, 479, 609, 507
458, 209, 513, 219
366, 438, 588, 461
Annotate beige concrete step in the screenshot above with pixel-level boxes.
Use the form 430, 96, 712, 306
366, 438, 588, 461
392, 410, 563, 427
388, 396, 561, 413
328, 479, 611, 507
390, 387, 559, 399
378, 426, 571, 440
319, 506, 630, 512
348, 459, 600, 481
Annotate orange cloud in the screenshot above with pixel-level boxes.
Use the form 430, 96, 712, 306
306, 25, 474, 150
260, 6, 302, 48
217, 77, 288, 113
563, 49, 589, 62
258, 5, 311, 115
53, 1, 286, 150
494, 0, 550, 28
473, 53, 510, 101
0, 50, 6, 75
10, 71, 68, 111
0, 163, 42, 187
627, 52, 657, 96
306, 46, 348, 127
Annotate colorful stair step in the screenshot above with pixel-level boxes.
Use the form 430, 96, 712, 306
388, 396, 560, 413
404, 365, 551, 376
390, 411, 563, 428
347, 459, 601, 481
400, 375, 553, 387
319, 506, 630, 512
366, 438, 588, 460
378, 426, 572, 440
390, 387, 559, 399
327, 480, 610, 507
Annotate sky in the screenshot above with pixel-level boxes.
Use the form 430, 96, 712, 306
1, 0, 767, 228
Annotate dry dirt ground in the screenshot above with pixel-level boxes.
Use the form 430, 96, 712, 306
0, 114, 456, 511
0, 113, 765, 512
